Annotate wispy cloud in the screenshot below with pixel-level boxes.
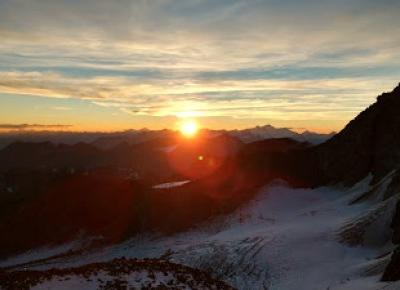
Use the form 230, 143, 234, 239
0, 70, 397, 122
52, 106, 71, 111
0, 123, 71, 130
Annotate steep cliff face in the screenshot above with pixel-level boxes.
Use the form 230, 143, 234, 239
316, 84, 400, 185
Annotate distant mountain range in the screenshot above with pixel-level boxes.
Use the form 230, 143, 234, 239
227, 125, 335, 144
0, 125, 334, 150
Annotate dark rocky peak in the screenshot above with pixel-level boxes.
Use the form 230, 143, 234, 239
377, 82, 400, 102
316, 83, 400, 185
242, 138, 308, 154
108, 140, 133, 152
57, 142, 99, 152
3, 141, 55, 152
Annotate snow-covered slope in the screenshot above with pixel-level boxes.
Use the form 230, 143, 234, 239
2, 178, 400, 290
0, 258, 234, 290
228, 125, 334, 144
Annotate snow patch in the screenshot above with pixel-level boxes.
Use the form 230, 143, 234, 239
152, 180, 191, 189
30, 270, 197, 290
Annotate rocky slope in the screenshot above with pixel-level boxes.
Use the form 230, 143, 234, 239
0, 258, 234, 290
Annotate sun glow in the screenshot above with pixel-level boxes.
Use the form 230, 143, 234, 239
180, 120, 198, 137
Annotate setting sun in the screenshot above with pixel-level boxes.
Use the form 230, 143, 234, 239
180, 120, 198, 137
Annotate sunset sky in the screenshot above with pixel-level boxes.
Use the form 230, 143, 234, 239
1, 0, 400, 133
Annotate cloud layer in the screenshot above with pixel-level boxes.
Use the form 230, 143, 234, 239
1, 0, 400, 131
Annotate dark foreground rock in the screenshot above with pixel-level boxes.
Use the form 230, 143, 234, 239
0, 258, 236, 290
382, 247, 400, 281
382, 191, 400, 281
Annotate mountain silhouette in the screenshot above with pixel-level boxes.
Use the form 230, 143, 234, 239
314, 83, 400, 185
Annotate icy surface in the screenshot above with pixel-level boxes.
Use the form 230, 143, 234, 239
0, 241, 83, 268
3, 177, 400, 290
152, 180, 191, 189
